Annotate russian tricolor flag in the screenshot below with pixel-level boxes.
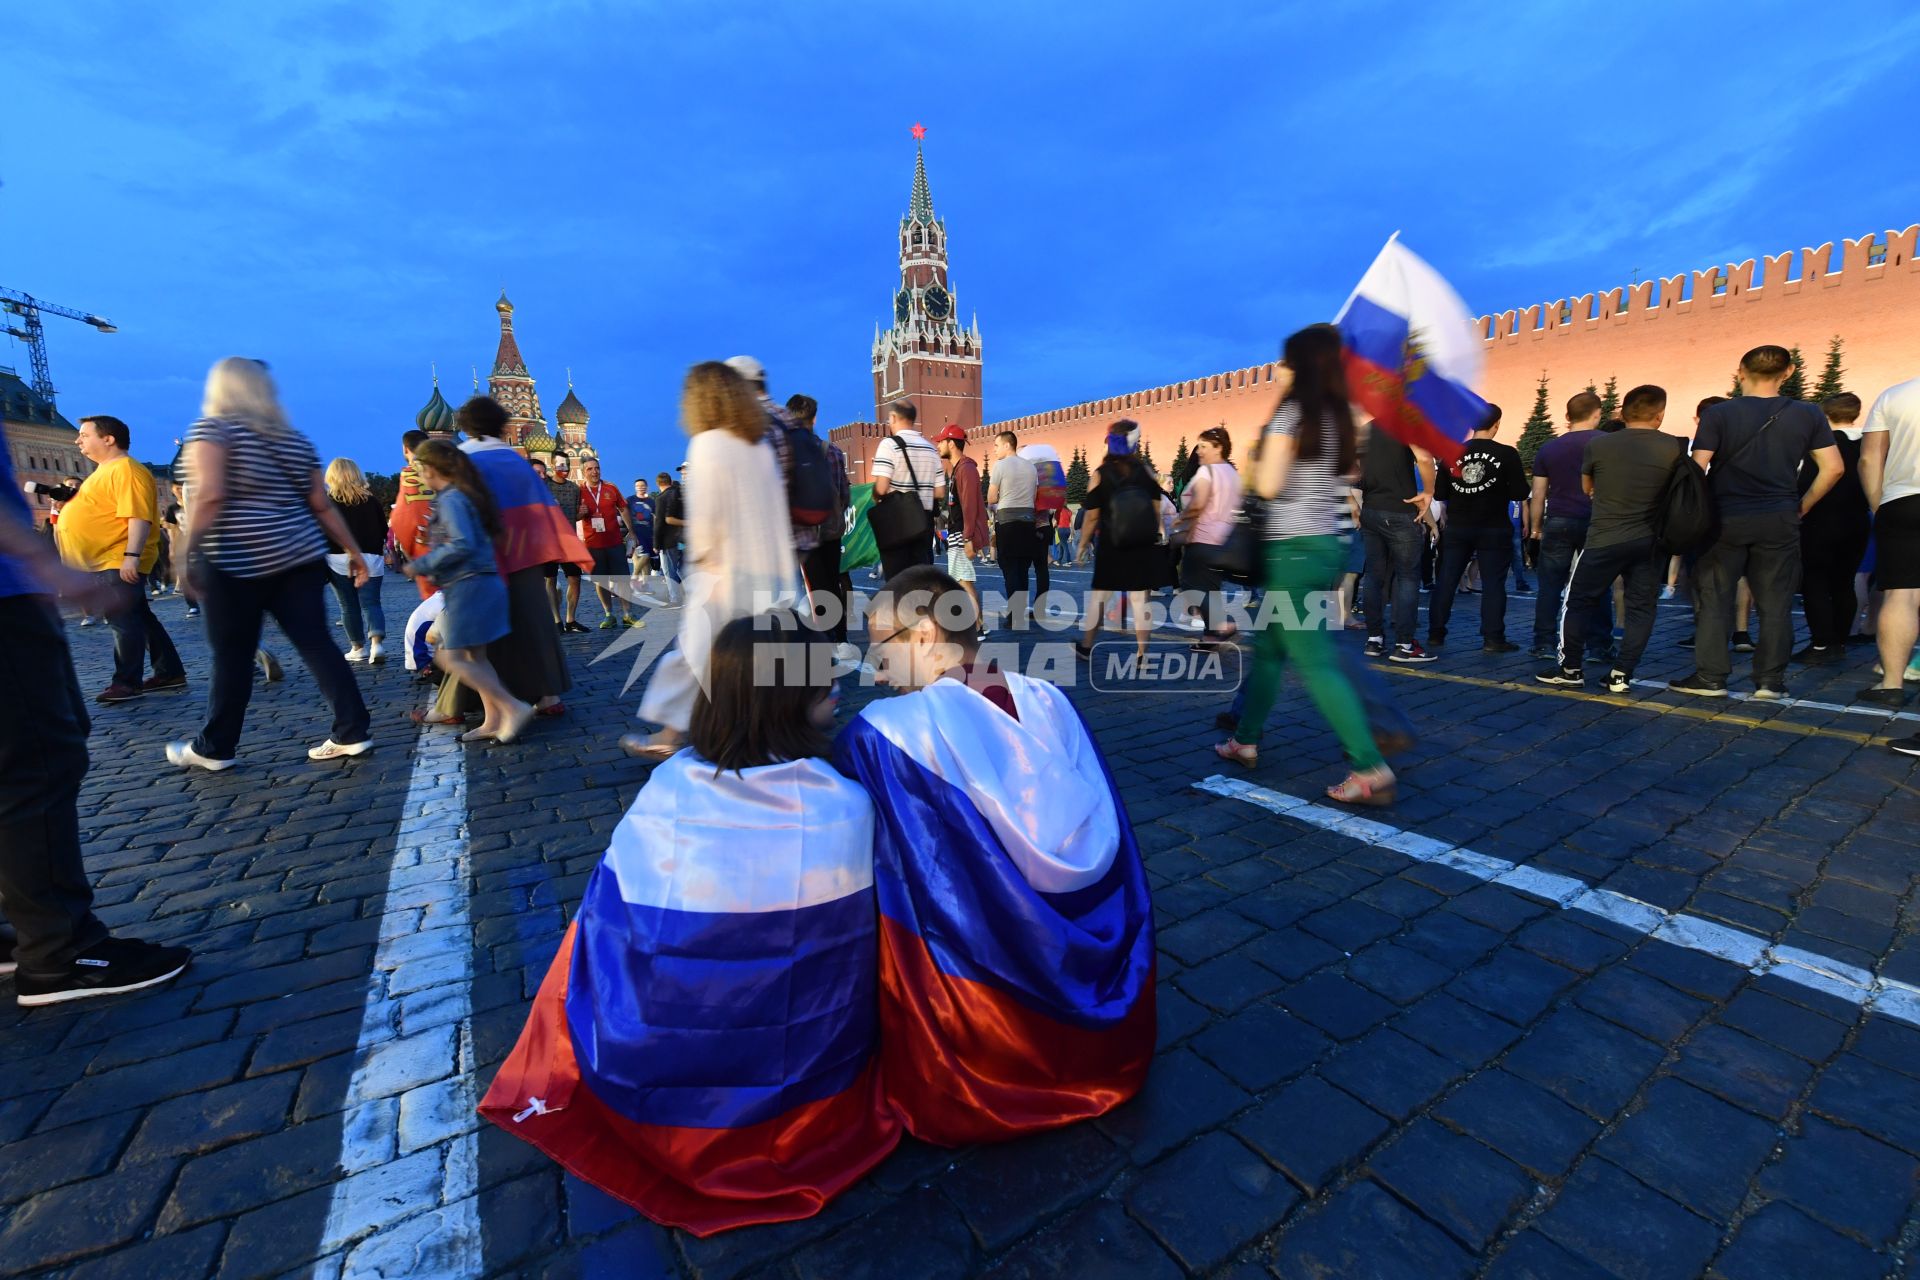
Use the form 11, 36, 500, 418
478, 754, 900, 1236
462, 440, 592, 575
832, 673, 1156, 1146
1335, 235, 1492, 467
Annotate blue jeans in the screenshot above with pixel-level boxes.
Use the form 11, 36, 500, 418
1429, 524, 1514, 644
328, 570, 388, 647
1533, 516, 1610, 655
97, 570, 184, 687
1360, 507, 1424, 646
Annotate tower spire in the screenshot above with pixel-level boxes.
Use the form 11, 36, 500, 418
908, 124, 934, 225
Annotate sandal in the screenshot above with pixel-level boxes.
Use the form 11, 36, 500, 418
1326, 769, 1397, 807
1213, 739, 1258, 768
408, 708, 464, 726
619, 733, 682, 761
535, 701, 568, 718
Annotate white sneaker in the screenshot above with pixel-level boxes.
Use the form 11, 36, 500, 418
308, 739, 374, 761
344, 646, 367, 662
166, 741, 235, 772
367, 638, 385, 664
1172, 615, 1206, 632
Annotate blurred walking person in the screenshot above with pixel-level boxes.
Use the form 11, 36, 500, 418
47, 415, 187, 702
405, 441, 533, 742
166, 358, 373, 770
1173, 425, 1243, 648
324, 457, 390, 663
1213, 326, 1394, 805
629, 363, 802, 759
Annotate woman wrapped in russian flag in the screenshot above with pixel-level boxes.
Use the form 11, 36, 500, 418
833, 566, 1156, 1145
479, 610, 900, 1235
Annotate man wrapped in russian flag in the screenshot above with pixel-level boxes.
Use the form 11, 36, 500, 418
833, 566, 1156, 1146
479, 611, 900, 1236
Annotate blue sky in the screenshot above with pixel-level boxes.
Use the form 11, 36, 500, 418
6, 1, 1917, 484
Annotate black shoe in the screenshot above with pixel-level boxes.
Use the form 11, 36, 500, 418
1535, 665, 1584, 687
1752, 684, 1788, 701
1679, 633, 1696, 649
1858, 686, 1911, 708
1364, 637, 1386, 659
1606, 669, 1630, 695
1529, 645, 1556, 660
1481, 640, 1519, 654
1669, 673, 1729, 697
14, 937, 192, 1008
1426, 634, 1446, 650
1390, 642, 1437, 664
1793, 645, 1841, 665
1890, 736, 1920, 758
256, 650, 283, 682
1214, 711, 1239, 732
1849, 632, 1876, 645
1732, 631, 1755, 653
566, 620, 590, 634
0, 933, 14, 978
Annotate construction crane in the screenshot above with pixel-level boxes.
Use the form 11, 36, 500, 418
0, 287, 117, 408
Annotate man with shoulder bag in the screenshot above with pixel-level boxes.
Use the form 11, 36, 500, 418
868, 401, 945, 580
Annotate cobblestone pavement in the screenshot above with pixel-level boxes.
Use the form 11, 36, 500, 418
4, 575, 1919, 1279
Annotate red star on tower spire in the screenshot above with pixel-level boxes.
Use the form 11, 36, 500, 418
910, 122, 926, 141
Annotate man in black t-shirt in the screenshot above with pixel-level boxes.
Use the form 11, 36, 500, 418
1357, 424, 1438, 662
1428, 407, 1529, 652
1538, 386, 1683, 692
1671, 346, 1843, 698
1795, 394, 1870, 663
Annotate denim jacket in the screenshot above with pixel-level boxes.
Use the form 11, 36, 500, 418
409, 488, 498, 586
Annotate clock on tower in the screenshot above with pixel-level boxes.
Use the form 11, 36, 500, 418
871, 127, 982, 433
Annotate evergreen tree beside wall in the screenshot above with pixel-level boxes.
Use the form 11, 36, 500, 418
1065, 448, 1089, 506
1812, 336, 1847, 400
1599, 376, 1620, 421
1518, 374, 1556, 475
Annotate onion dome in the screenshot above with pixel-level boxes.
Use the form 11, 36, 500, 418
416, 383, 455, 437
556, 386, 588, 426
521, 426, 558, 454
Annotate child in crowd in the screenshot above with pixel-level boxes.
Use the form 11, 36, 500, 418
482, 611, 898, 1234
403, 440, 533, 743
833, 566, 1156, 1146
403, 590, 443, 681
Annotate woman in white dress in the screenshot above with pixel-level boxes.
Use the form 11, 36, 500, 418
626, 362, 801, 758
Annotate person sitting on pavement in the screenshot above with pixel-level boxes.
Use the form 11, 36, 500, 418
481, 610, 899, 1234
833, 566, 1156, 1147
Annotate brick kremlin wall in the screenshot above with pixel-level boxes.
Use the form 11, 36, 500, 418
833, 224, 1920, 480
1477, 225, 1920, 438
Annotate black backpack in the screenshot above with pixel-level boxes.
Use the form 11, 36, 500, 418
1653, 454, 1715, 555
1104, 483, 1162, 550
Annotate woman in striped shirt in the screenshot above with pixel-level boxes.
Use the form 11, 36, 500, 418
1214, 325, 1394, 806
166, 358, 374, 770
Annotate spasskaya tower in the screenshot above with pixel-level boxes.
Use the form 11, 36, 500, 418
872, 126, 982, 432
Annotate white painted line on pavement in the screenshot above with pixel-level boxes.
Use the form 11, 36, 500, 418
320, 729, 483, 1278
1627, 678, 1920, 723
1195, 774, 1920, 1029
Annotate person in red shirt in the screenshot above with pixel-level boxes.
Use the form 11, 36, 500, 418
933, 425, 989, 635
576, 458, 636, 628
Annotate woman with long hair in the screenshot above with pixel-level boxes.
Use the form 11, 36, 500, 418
627, 362, 801, 759
1173, 425, 1244, 647
1214, 324, 1395, 805
482, 609, 896, 1232
404, 441, 531, 743
416, 396, 588, 728
1074, 420, 1172, 664
324, 457, 389, 663
167, 357, 373, 769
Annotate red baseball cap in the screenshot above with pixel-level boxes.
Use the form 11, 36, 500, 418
932, 424, 967, 443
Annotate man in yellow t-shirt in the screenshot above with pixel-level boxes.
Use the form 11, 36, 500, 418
55, 416, 186, 703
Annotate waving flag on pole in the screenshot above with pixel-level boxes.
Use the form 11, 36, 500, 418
1335, 235, 1491, 467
